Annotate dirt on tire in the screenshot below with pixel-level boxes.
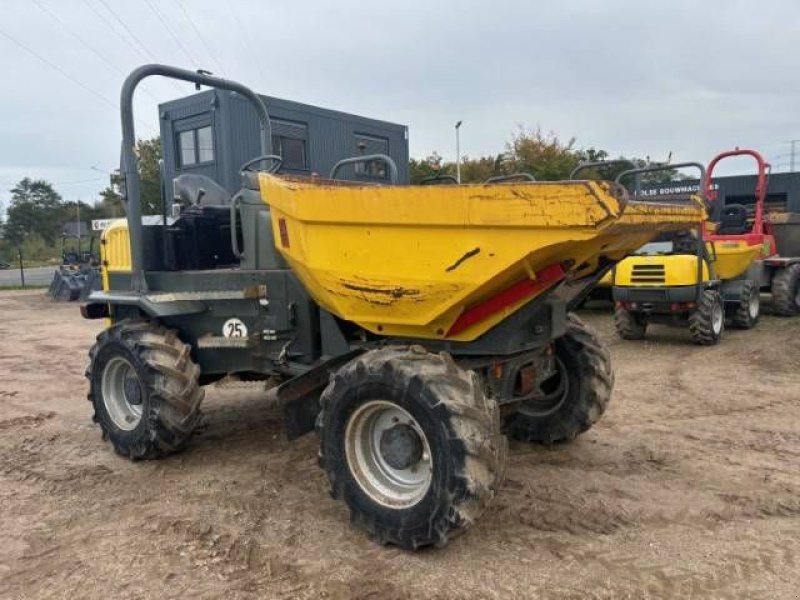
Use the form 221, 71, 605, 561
771, 263, 800, 316
2, 290, 800, 599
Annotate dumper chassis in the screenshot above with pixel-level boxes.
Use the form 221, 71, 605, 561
82, 65, 703, 549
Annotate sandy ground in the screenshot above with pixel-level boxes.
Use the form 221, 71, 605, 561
1, 289, 799, 599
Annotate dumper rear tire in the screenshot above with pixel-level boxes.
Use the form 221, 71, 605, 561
86, 320, 204, 459
688, 289, 724, 345
771, 263, 800, 316
506, 314, 613, 444
317, 346, 506, 549
613, 306, 647, 340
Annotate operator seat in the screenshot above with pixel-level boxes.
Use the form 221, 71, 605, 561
165, 174, 237, 271
173, 173, 232, 207
716, 204, 750, 235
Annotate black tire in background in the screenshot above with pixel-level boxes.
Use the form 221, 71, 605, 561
506, 314, 614, 444
688, 289, 724, 345
771, 263, 800, 316
86, 320, 204, 459
613, 306, 647, 340
730, 279, 760, 329
317, 346, 506, 550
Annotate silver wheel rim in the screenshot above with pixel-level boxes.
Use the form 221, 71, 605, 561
345, 400, 432, 509
712, 300, 723, 334
101, 356, 143, 431
748, 289, 760, 320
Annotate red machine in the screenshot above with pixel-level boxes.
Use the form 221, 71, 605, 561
702, 148, 800, 316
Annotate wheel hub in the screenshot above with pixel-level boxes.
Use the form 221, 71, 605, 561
379, 424, 423, 470
345, 401, 432, 509
101, 356, 144, 431
124, 375, 142, 405
517, 356, 569, 418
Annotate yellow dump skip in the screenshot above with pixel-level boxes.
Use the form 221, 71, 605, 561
711, 240, 765, 279
260, 175, 706, 341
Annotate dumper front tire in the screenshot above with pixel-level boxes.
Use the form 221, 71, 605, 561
688, 289, 724, 345
613, 306, 647, 340
506, 314, 613, 444
86, 320, 204, 460
771, 263, 800, 316
317, 346, 506, 549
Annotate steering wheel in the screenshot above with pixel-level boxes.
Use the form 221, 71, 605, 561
239, 154, 284, 174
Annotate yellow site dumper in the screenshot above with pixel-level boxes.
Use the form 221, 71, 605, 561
82, 64, 705, 550
612, 150, 800, 345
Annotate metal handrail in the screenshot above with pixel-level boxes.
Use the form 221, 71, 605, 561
329, 154, 399, 184
420, 174, 458, 185
615, 162, 706, 198
569, 159, 636, 180
484, 172, 536, 183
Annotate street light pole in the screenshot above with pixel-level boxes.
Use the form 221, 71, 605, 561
455, 120, 463, 184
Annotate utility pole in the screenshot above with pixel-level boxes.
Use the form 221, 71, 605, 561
18, 248, 25, 289
791, 140, 798, 172
455, 120, 463, 184
76, 198, 81, 256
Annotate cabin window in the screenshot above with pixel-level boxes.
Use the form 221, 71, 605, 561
178, 125, 214, 166
272, 136, 308, 170
270, 119, 309, 171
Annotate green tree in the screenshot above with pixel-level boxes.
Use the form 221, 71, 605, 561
504, 127, 583, 181
410, 127, 681, 188
95, 190, 125, 218
459, 154, 508, 183
409, 152, 448, 183
99, 137, 163, 215
410, 152, 508, 184
4, 178, 64, 246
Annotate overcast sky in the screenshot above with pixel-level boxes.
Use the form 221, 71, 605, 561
1, 0, 798, 212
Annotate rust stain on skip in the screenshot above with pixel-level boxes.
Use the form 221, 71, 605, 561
341, 281, 421, 299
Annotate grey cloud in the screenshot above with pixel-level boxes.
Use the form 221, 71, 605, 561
1, 0, 797, 212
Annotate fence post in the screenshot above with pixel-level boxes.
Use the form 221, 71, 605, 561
17, 248, 25, 288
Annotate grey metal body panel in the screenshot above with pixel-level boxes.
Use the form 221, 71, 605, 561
88, 290, 206, 317
749, 257, 800, 291
387, 296, 567, 357
719, 278, 748, 303
769, 213, 800, 256
159, 90, 410, 194
612, 285, 700, 304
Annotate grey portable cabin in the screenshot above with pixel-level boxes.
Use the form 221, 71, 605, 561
639, 172, 800, 217
158, 90, 410, 192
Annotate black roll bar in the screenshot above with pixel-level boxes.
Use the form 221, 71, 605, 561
120, 64, 272, 292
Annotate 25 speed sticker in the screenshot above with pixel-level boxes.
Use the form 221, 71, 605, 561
222, 318, 248, 338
